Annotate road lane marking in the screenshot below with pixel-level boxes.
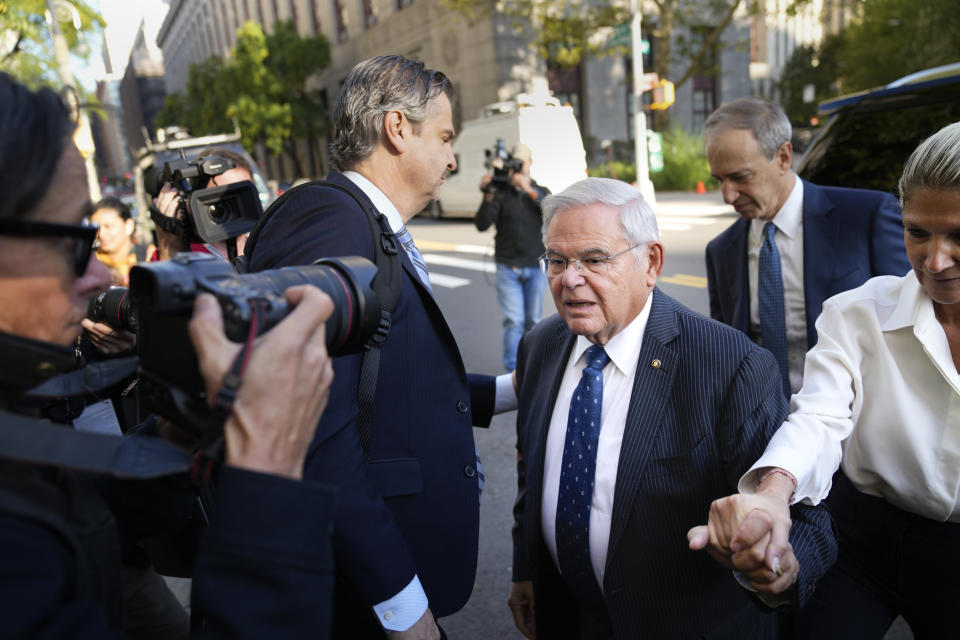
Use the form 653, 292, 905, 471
422, 254, 496, 273
416, 240, 492, 255
660, 274, 707, 288
429, 273, 471, 288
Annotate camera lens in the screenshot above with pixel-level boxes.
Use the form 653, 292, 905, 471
87, 287, 137, 333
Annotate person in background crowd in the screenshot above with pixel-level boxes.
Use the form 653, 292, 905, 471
91, 197, 152, 286
475, 143, 549, 372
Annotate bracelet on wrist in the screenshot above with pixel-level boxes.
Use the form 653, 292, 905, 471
759, 467, 797, 504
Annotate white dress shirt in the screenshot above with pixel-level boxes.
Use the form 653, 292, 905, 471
741, 272, 960, 523
541, 294, 653, 589
748, 176, 807, 394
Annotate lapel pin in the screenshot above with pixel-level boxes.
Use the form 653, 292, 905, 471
651, 359, 661, 369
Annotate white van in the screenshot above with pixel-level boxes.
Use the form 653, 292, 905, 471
428, 94, 587, 218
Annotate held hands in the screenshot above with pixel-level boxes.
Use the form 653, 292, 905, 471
508, 580, 536, 639
687, 469, 797, 594
187, 285, 335, 480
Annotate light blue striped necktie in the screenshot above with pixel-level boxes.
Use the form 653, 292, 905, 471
394, 225, 433, 294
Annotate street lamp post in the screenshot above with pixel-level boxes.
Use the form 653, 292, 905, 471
630, 0, 656, 206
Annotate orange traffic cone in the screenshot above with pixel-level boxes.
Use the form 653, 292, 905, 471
696, 180, 706, 194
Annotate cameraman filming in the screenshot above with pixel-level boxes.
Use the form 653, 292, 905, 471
0, 73, 337, 638
475, 143, 549, 372
152, 148, 255, 262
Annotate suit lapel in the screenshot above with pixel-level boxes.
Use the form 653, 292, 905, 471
721, 219, 751, 334
527, 322, 576, 536
800, 180, 838, 347
605, 290, 681, 568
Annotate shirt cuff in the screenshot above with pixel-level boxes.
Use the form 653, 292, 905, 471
732, 570, 793, 609
494, 373, 518, 413
739, 454, 820, 506
373, 575, 428, 632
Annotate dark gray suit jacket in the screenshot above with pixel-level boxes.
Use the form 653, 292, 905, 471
512, 290, 837, 639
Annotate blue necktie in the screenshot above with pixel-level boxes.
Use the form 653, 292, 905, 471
555, 345, 609, 607
759, 222, 790, 398
394, 225, 433, 294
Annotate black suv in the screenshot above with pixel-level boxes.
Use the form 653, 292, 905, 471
797, 62, 960, 195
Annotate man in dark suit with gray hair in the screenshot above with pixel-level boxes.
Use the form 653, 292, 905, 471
508, 177, 837, 639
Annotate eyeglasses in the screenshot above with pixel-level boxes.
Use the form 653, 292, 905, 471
539, 244, 644, 277
0, 218, 99, 276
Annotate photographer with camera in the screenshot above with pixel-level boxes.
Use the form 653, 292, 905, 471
0, 73, 338, 638
151, 148, 258, 263
475, 142, 549, 372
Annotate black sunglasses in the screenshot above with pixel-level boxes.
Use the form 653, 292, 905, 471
0, 218, 99, 276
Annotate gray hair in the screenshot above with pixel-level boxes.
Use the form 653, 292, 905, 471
542, 178, 659, 260
899, 122, 960, 205
704, 98, 792, 160
329, 55, 453, 171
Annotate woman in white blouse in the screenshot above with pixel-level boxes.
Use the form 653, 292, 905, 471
693, 121, 960, 639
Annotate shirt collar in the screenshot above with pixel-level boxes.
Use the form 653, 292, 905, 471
343, 170, 404, 233
571, 290, 654, 376
750, 173, 803, 239
882, 270, 929, 332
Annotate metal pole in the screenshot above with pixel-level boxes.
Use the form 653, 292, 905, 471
630, 0, 656, 206
46, 0, 102, 202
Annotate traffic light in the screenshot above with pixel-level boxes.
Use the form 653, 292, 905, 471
650, 79, 675, 110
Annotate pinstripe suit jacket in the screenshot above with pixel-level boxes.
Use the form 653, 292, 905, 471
512, 289, 837, 639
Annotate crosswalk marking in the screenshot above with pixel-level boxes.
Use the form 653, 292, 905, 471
422, 254, 496, 273
428, 273, 471, 288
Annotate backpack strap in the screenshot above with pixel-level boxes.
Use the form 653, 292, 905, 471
241, 179, 404, 456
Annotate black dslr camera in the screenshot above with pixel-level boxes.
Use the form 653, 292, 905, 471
96, 252, 380, 437
144, 154, 262, 244
484, 138, 524, 187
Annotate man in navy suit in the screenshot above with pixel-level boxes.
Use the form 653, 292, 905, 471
704, 98, 909, 396
246, 56, 497, 639
508, 178, 836, 639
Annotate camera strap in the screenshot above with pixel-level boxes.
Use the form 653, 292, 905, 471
0, 409, 193, 479
149, 203, 194, 249
241, 178, 404, 457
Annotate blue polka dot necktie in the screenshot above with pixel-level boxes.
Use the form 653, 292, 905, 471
759, 222, 790, 398
555, 344, 609, 607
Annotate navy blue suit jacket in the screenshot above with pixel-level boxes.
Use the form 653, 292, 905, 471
512, 290, 837, 639
705, 180, 909, 348
247, 171, 494, 618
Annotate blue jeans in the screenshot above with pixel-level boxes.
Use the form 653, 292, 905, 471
496, 263, 547, 371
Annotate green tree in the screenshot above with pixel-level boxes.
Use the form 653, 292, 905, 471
777, 33, 842, 125
0, 0, 104, 89
226, 21, 291, 159
838, 0, 960, 92
155, 56, 233, 134
264, 20, 331, 177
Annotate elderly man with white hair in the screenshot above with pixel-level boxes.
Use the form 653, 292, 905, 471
507, 177, 837, 639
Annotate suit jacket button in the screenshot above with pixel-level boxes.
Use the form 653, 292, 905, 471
464, 464, 476, 478
457, 400, 468, 414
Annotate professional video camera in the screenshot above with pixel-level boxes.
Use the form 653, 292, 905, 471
143, 153, 263, 246
484, 138, 524, 187
94, 252, 380, 438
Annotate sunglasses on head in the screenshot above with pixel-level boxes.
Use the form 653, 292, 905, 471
0, 218, 99, 276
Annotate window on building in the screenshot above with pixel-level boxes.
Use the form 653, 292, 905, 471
547, 63, 583, 127
361, 0, 376, 28
396, 0, 413, 10
289, 0, 299, 27
691, 26, 720, 124
308, 1, 321, 35
334, 0, 348, 42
